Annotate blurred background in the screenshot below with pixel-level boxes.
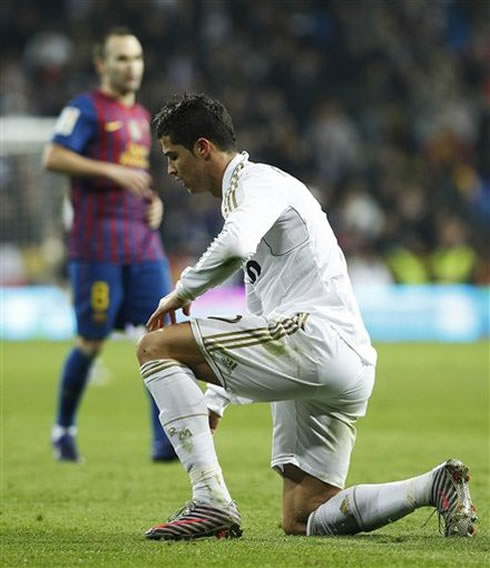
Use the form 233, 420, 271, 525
1, 0, 489, 342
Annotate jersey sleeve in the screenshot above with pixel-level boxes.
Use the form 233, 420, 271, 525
51, 94, 97, 154
175, 166, 289, 301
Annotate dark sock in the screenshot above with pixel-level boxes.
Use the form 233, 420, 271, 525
55, 348, 95, 428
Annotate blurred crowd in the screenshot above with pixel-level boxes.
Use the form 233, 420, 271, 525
1, 0, 489, 286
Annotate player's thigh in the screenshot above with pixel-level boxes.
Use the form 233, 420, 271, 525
271, 397, 361, 489
190, 312, 366, 401
190, 313, 322, 398
273, 363, 375, 530
69, 261, 123, 340
137, 323, 219, 384
119, 259, 173, 327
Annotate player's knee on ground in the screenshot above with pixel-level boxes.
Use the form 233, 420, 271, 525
76, 337, 103, 358
281, 515, 307, 536
281, 464, 341, 536
137, 330, 173, 365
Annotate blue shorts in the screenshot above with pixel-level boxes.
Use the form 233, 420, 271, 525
69, 259, 172, 340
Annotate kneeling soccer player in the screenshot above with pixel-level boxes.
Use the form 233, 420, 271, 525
137, 93, 477, 540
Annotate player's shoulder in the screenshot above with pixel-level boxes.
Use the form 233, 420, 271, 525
52, 92, 98, 139
58, 91, 97, 122
64, 91, 97, 110
244, 160, 292, 178
242, 160, 302, 191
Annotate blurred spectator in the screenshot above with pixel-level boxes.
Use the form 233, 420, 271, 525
1, 0, 489, 285
430, 215, 478, 283
385, 235, 431, 285
309, 100, 363, 185
347, 246, 394, 288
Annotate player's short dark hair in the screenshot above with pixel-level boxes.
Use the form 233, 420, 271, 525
153, 93, 237, 152
93, 27, 136, 60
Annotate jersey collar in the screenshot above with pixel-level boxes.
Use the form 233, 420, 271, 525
222, 151, 249, 196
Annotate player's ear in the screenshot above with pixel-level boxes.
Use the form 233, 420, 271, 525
195, 138, 211, 159
94, 56, 105, 76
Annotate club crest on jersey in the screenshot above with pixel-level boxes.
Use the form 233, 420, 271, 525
128, 119, 143, 140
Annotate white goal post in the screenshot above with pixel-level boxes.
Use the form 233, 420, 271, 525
0, 116, 58, 155
0, 115, 67, 285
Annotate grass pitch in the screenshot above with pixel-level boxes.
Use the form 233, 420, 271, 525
1, 340, 489, 567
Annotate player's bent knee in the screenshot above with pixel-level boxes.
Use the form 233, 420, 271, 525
136, 330, 172, 365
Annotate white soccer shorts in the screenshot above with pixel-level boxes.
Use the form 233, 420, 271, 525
190, 312, 375, 489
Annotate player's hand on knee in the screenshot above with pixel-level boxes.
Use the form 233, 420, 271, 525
106, 164, 153, 198
208, 410, 221, 435
146, 195, 164, 229
146, 291, 192, 330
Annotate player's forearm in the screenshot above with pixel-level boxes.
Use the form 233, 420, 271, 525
175, 227, 252, 301
176, 177, 289, 302
175, 255, 243, 302
42, 143, 113, 180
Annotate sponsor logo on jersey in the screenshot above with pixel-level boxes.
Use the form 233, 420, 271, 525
105, 120, 124, 132
54, 106, 80, 136
119, 142, 149, 168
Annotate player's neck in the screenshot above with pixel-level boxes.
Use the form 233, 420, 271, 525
210, 152, 237, 198
99, 85, 136, 107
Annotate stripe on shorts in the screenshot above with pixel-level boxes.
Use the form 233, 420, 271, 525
203, 313, 308, 353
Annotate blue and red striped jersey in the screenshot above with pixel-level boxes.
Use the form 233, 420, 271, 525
52, 89, 164, 264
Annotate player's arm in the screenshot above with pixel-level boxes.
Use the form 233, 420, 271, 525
175, 170, 289, 300
146, 169, 288, 330
42, 143, 152, 198
145, 193, 164, 229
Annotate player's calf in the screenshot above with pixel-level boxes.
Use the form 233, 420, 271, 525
307, 458, 478, 537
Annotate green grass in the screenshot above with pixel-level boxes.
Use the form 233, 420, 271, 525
1, 340, 489, 567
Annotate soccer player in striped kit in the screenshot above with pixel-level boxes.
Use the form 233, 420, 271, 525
137, 93, 477, 540
43, 28, 175, 463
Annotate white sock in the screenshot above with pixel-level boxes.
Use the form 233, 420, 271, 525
141, 359, 232, 506
307, 470, 434, 535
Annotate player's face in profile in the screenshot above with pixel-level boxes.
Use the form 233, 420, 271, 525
160, 136, 210, 194
100, 35, 144, 95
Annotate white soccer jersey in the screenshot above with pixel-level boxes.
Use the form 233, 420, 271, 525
175, 152, 376, 365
